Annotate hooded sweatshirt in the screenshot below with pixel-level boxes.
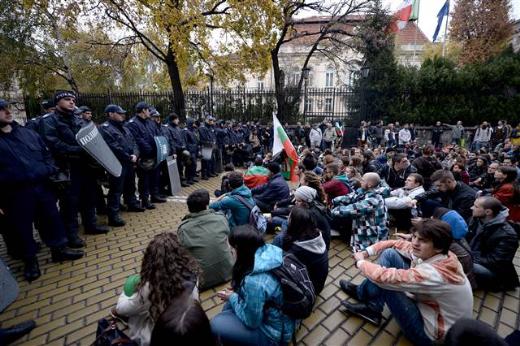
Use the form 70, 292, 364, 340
209, 184, 255, 228
228, 244, 296, 343
358, 240, 473, 342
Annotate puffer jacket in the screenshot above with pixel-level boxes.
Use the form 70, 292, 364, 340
467, 209, 520, 290
228, 244, 296, 343
209, 185, 255, 228
252, 173, 290, 207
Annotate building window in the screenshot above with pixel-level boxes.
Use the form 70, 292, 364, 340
304, 98, 313, 113
257, 80, 264, 89
325, 70, 334, 87
325, 98, 332, 112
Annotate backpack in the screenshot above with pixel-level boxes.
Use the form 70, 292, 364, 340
270, 253, 316, 320
233, 195, 267, 233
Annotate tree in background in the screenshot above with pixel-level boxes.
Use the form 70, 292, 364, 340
450, 0, 513, 65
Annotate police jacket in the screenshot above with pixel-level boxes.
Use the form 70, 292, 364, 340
25, 115, 43, 134
40, 109, 84, 169
216, 127, 229, 147
184, 126, 199, 154
164, 122, 186, 154
0, 122, 57, 186
125, 115, 158, 158
198, 123, 216, 146
99, 119, 138, 164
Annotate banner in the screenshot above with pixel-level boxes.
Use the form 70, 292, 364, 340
76, 122, 122, 177
154, 136, 169, 168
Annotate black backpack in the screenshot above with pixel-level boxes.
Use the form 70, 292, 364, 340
270, 253, 316, 319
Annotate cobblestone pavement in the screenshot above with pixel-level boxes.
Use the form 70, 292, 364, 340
1, 176, 519, 345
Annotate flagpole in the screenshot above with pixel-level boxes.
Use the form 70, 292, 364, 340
442, 0, 450, 57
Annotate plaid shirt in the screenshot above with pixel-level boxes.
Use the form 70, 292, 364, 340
332, 188, 388, 251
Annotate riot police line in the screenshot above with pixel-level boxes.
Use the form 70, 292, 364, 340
0, 91, 272, 282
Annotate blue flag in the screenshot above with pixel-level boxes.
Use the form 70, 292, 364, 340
433, 0, 449, 42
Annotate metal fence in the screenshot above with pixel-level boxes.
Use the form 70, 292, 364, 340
25, 87, 360, 124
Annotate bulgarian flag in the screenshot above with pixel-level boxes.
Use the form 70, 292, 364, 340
244, 165, 270, 188
389, 0, 420, 32
272, 113, 299, 182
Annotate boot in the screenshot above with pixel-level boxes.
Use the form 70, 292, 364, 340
339, 279, 360, 300
151, 195, 167, 203
127, 204, 145, 212
23, 258, 41, 282
108, 215, 126, 227
181, 181, 190, 187
67, 235, 85, 248
0, 320, 36, 345
141, 199, 156, 210
85, 224, 110, 235
340, 301, 382, 326
51, 246, 84, 263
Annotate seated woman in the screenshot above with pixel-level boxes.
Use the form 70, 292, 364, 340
114, 232, 199, 346
276, 207, 329, 294
151, 292, 215, 345
493, 165, 520, 223
210, 225, 296, 345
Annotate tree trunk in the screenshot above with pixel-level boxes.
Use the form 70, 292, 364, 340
166, 45, 186, 119
271, 49, 287, 122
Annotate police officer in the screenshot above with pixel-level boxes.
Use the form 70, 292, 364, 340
40, 91, 109, 248
215, 120, 229, 171
149, 108, 168, 201
198, 115, 217, 180
125, 101, 161, 209
183, 118, 199, 185
99, 104, 144, 226
76, 106, 93, 125
25, 99, 55, 133
163, 113, 190, 187
0, 99, 83, 281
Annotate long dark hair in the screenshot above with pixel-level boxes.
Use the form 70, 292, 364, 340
139, 232, 200, 320
497, 166, 520, 203
228, 225, 265, 292
150, 292, 215, 346
283, 207, 318, 251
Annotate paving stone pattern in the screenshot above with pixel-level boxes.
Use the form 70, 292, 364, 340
1, 176, 519, 345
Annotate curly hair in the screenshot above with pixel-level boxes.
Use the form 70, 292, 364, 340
138, 232, 200, 321
302, 171, 326, 203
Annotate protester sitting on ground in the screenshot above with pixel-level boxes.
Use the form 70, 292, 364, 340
451, 162, 470, 185
178, 190, 234, 290
417, 170, 476, 223
385, 173, 425, 210
332, 172, 388, 251
468, 156, 488, 186
150, 292, 215, 346
272, 207, 328, 294
467, 197, 520, 291
412, 145, 443, 189
210, 225, 296, 345
210, 171, 256, 229
214, 164, 235, 197
302, 152, 323, 175
444, 318, 520, 346
114, 232, 200, 346
492, 165, 520, 223
339, 219, 473, 345
323, 163, 350, 205
243, 156, 270, 188
380, 153, 418, 189
251, 162, 290, 212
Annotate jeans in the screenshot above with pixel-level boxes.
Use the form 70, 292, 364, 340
473, 263, 496, 289
211, 303, 280, 346
357, 249, 432, 346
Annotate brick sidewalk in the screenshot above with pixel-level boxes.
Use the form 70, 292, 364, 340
1, 176, 519, 345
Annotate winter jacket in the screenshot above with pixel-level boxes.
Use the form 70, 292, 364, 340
420, 182, 476, 223
209, 185, 256, 229
125, 115, 159, 158
309, 128, 322, 144
198, 124, 216, 146
116, 274, 198, 346
283, 233, 329, 294
309, 202, 332, 250
99, 119, 139, 164
323, 127, 337, 143
467, 210, 520, 290
177, 210, 234, 290
381, 164, 418, 189
385, 186, 425, 209
332, 188, 388, 251
493, 183, 520, 223
398, 128, 411, 145
0, 122, 57, 186
228, 244, 296, 343
252, 173, 290, 208
358, 240, 473, 342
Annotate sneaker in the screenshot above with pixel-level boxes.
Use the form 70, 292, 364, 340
340, 301, 382, 326
339, 279, 360, 300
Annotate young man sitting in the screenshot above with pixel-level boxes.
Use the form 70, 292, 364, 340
339, 219, 473, 345
385, 173, 425, 229
177, 189, 234, 290
251, 162, 290, 212
467, 196, 520, 291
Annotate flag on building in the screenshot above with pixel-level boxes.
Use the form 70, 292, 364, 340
272, 113, 299, 182
389, 0, 420, 32
433, 0, 449, 42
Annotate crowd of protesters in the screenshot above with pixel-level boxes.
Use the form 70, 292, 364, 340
1, 92, 520, 345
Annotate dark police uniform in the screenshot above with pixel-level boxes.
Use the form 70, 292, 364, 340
0, 122, 68, 260
41, 108, 104, 244
125, 115, 159, 206
99, 119, 140, 220
215, 123, 229, 170
163, 120, 187, 183
198, 121, 217, 179
184, 119, 199, 184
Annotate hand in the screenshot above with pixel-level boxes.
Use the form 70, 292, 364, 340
130, 155, 137, 163
353, 251, 368, 262
0, 208, 4, 215
217, 288, 233, 301
408, 199, 418, 208
394, 232, 412, 240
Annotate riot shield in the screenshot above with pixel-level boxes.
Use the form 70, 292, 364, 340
167, 155, 182, 195
0, 258, 19, 312
76, 122, 122, 177
154, 136, 169, 168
